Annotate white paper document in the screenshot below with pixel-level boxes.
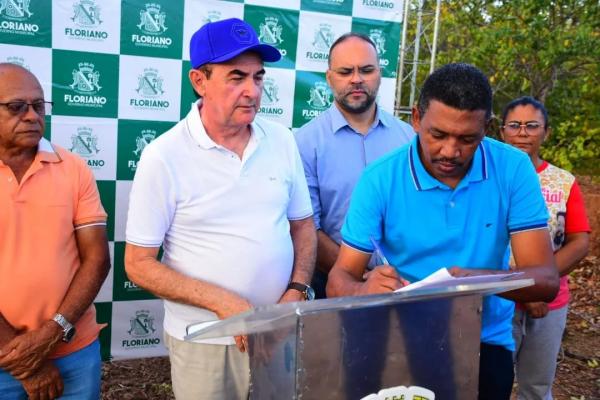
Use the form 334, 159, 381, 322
185, 320, 219, 336
394, 268, 525, 293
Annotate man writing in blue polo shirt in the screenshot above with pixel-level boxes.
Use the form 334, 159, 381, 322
327, 63, 559, 400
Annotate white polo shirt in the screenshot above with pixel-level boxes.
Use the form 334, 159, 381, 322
126, 101, 313, 343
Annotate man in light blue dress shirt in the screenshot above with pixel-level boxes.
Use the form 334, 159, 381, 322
295, 33, 414, 298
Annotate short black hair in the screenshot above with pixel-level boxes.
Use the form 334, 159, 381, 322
501, 96, 549, 128
328, 33, 378, 68
417, 63, 492, 119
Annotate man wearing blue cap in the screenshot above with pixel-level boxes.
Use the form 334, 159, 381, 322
125, 18, 317, 400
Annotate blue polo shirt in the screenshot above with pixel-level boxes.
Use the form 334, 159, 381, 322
341, 136, 548, 350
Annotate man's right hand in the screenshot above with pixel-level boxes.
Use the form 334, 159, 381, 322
358, 266, 408, 295
0, 322, 62, 380
20, 361, 64, 400
213, 293, 253, 353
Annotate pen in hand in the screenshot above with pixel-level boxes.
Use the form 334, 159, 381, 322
369, 236, 390, 265
367, 237, 409, 288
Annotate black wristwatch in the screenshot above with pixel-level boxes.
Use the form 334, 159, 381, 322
52, 313, 76, 343
287, 282, 316, 301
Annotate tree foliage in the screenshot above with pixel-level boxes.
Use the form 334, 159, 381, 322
434, 0, 600, 173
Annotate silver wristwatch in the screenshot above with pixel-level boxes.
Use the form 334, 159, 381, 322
52, 313, 76, 343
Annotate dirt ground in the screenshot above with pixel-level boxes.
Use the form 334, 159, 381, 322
550, 257, 600, 400
101, 179, 600, 400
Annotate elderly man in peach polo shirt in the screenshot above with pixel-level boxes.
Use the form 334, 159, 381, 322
0, 63, 110, 399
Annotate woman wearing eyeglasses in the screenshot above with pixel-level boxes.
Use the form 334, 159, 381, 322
500, 96, 590, 400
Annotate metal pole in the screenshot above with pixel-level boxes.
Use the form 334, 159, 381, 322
409, 0, 424, 107
430, 0, 441, 74
395, 0, 411, 115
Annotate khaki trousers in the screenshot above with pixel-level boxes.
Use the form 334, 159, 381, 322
164, 332, 250, 400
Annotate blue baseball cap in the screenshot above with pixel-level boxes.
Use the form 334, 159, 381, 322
190, 18, 281, 68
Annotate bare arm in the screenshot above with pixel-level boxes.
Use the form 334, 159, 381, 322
451, 230, 559, 302
315, 230, 340, 274
555, 232, 589, 276
521, 232, 589, 319
0, 225, 110, 379
327, 244, 405, 297
503, 229, 559, 302
58, 225, 111, 325
279, 217, 317, 303
124, 244, 252, 319
124, 244, 252, 352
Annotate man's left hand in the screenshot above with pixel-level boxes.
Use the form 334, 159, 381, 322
0, 323, 61, 379
278, 289, 304, 304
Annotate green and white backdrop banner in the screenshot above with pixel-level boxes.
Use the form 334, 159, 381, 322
0, 0, 404, 361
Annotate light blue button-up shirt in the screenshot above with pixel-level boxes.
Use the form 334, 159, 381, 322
341, 136, 549, 350
295, 104, 414, 246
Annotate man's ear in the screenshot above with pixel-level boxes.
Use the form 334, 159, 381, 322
411, 106, 421, 133
189, 69, 206, 97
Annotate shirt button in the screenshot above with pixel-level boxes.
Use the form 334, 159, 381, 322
8, 177, 12, 182
449, 201, 455, 208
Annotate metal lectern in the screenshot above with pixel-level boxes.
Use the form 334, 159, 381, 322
185, 278, 532, 400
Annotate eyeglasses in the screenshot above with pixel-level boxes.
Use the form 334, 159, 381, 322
0, 100, 53, 116
501, 121, 545, 136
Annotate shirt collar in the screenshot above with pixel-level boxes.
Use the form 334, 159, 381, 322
330, 103, 387, 135
408, 136, 488, 191
37, 137, 62, 163
375, 106, 392, 128
186, 99, 264, 150
536, 160, 548, 173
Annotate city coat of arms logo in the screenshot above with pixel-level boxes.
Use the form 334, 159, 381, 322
6, 56, 28, 70
0, 0, 33, 20
128, 310, 156, 337
137, 3, 167, 35
261, 77, 279, 106
136, 68, 164, 98
70, 62, 102, 94
312, 24, 334, 52
259, 17, 283, 46
71, 0, 102, 27
70, 127, 99, 157
369, 29, 387, 56
202, 10, 221, 25
362, 385, 435, 400
133, 129, 156, 157
307, 81, 332, 111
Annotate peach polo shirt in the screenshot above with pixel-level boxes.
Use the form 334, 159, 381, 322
0, 138, 107, 358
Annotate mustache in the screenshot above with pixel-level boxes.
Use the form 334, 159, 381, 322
432, 158, 462, 166
343, 84, 369, 94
